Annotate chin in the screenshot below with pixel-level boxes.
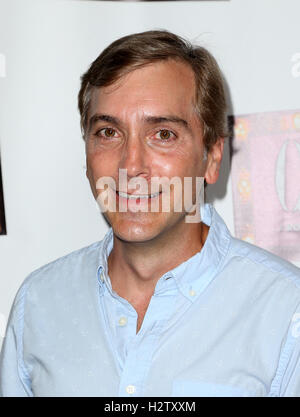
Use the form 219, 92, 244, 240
108, 212, 165, 243
116, 223, 160, 243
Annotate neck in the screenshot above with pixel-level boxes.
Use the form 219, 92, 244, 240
107, 219, 209, 301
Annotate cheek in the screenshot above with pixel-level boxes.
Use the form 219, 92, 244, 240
153, 147, 203, 178
87, 153, 118, 180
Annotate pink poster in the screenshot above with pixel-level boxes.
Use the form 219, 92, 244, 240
231, 110, 300, 262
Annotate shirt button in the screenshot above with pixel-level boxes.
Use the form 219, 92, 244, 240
189, 289, 196, 297
118, 316, 127, 326
126, 385, 136, 394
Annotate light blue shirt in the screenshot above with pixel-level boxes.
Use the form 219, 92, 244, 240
1, 203, 300, 397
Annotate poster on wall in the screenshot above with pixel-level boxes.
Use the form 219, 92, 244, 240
0, 154, 6, 235
231, 109, 300, 263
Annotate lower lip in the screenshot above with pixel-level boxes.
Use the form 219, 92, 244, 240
116, 191, 161, 210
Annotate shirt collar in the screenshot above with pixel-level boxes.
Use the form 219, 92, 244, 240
96, 203, 231, 301
166, 203, 231, 300
97, 228, 114, 292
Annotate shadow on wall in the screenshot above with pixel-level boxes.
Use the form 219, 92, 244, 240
0, 150, 7, 235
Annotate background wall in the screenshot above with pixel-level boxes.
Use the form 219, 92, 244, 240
0, 0, 299, 348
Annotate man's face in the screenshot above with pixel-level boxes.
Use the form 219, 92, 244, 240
85, 59, 223, 242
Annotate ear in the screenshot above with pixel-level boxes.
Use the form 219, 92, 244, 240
85, 158, 90, 180
204, 138, 224, 185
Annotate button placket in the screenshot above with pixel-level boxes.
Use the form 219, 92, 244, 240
118, 290, 179, 397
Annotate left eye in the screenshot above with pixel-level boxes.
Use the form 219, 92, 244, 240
154, 130, 175, 141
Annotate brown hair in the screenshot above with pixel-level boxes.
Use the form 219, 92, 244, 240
78, 30, 228, 150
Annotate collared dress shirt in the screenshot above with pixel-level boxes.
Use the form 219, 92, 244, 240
1, 203, 300, 397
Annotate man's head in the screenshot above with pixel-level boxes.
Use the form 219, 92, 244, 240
78, 30, 228, 243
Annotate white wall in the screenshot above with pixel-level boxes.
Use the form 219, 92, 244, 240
0, 0, 300, 347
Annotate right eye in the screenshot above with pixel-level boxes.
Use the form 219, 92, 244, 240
95, 128, 120, 138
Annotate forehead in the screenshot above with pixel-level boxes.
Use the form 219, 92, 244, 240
89, 59, 197, 119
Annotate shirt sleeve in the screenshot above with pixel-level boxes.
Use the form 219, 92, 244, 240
270, 302, 300, 397
281, 312, 300, 397
0, 284, 32, 397
283, 352, 300, 396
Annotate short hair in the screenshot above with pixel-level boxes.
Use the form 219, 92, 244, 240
78, 30, 228, 150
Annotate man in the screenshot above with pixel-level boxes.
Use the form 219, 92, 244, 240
0, 30, 300, 397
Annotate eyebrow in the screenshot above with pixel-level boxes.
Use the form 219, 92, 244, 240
144, 115, 189, 129
88, 113, 190, 131
88, 114, 122, 131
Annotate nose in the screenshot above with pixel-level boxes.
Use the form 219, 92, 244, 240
119, 134, 150, 180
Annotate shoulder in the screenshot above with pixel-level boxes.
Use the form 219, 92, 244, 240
226, 236, 300, 295
17, 240, 104, 302
223, 238, 300, 381
4, 238, 105, 345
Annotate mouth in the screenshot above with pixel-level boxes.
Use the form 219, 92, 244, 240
116, 190, 162, 200
115, 190, 163, 210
